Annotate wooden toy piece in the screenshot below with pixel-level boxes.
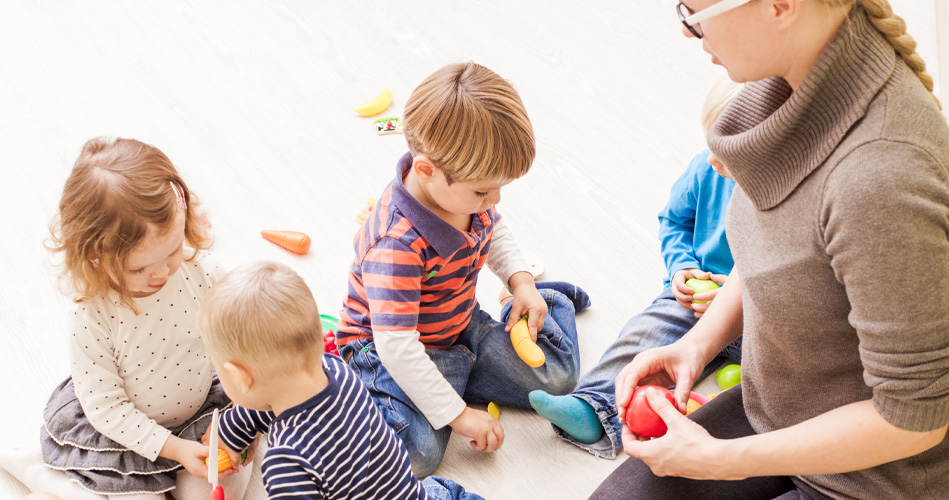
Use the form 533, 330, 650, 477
510, 316, 545, 368
260, 230, 312, 255
488, 402, 501, 420
211, 486, 225, 500
374, 117, 403, 135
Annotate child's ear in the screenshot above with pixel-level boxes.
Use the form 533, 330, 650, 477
412, 155, 437, 184
223, 361, 254, 392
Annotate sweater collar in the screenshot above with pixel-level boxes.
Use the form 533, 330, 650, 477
707, 5, 896, 210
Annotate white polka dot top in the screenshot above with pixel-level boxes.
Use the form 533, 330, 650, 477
67, 250, 225, 461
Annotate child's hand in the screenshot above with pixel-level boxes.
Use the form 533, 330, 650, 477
690, 273, 727, 318
449, 407, 505, 453
159, 435, 212, 479
672, 269, 726, 317
505, 272, 548, 341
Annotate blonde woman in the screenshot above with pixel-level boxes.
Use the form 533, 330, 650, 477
594, 1, 949, 498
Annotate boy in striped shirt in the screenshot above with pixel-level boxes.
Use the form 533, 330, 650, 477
336, 62, 591, 476
199, 261, 483, 499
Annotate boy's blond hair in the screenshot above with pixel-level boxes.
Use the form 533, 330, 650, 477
701, 77, 745, 132
47, 137, 211, 312
199, 261, 323, 377
403, 62, 535, 184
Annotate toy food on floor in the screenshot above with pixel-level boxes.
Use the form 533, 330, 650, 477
625, 385, 677, 438
684, 278, 720, 303
374, 117, 403, 135
320, 314, 340, 356
488, 402, 501, 420
356, 198, 378, 222
260, 230, 312, 255
354, 89, 392, 117
716, 364, 741, 391
510, 316, 545, 368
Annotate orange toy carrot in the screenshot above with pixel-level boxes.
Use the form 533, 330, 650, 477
260, 230, 312, 255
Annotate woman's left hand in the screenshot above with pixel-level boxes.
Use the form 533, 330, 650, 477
622, 387, 732, 480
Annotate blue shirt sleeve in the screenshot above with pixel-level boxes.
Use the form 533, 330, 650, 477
658, 151, 709, 284
218, 406, 274, 453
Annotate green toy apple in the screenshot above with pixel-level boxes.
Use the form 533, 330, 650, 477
716, 364, 741, 391
685, 278, 720, 304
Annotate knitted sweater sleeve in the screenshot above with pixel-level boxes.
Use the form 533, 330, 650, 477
822, 140, 949, 432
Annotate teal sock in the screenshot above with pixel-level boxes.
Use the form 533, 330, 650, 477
529, 390, 604, 444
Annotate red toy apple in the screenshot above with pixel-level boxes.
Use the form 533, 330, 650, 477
625, 385, 677, 438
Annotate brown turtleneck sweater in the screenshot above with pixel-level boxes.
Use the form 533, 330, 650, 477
708, 6, 949, 500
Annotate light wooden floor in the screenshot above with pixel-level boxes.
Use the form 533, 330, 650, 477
1, 2, 943, 499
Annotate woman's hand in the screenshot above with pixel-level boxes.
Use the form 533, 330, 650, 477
615, 341, 706, 420
621, 387, 732, 480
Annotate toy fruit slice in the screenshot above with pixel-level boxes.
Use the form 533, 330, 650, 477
510, 316, 545, 368
206, 448, 232, 472
261, 230, 311, 255
488, 402, 501, 420
354, 89, 392, 117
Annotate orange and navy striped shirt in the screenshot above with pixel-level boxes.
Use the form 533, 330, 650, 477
337, 152, 498, 349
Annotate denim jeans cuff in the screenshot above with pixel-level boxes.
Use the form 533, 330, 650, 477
548, 392, 622, 460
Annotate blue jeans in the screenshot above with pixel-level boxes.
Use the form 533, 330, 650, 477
341, 282, 589, 477
561, 287, 742, 458
422, 476, 485, 500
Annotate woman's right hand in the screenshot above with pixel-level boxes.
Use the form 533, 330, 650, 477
615, 341, 707, 420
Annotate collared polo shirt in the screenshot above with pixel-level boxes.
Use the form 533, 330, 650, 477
337, 152, 498, 349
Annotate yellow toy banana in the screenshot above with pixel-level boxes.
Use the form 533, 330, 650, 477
354, 89, 392, 117
510, 316, 545, 368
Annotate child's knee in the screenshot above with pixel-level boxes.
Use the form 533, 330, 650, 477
402, 426, 447, 478
407, 439, 446, 479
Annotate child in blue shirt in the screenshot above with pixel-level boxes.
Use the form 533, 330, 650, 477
198, 261, 482, 500
530, 78, 744, 459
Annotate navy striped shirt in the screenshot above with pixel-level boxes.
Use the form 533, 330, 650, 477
218, 354, 426, 500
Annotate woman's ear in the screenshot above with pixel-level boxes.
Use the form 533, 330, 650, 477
223, 361, 254, 392
412, 155, 437, 184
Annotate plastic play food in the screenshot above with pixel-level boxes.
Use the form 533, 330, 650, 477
686, 392, 709, 415
625, 385, 677, 438
354, 89, 392, 117
488, 402, 501, 420
685, 278, 720, 303
374, 117, 403, 135
716, 364, 741, 391
510, 316, 545, 368
261, 230, 312, 255
206, 448, 232, 472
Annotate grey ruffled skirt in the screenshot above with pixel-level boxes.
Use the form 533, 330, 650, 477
40, 376, 230, 495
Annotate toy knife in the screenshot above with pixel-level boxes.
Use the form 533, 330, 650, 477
208, 408, 225, 500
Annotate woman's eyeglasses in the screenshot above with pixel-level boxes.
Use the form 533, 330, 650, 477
676, 0, 755, 39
